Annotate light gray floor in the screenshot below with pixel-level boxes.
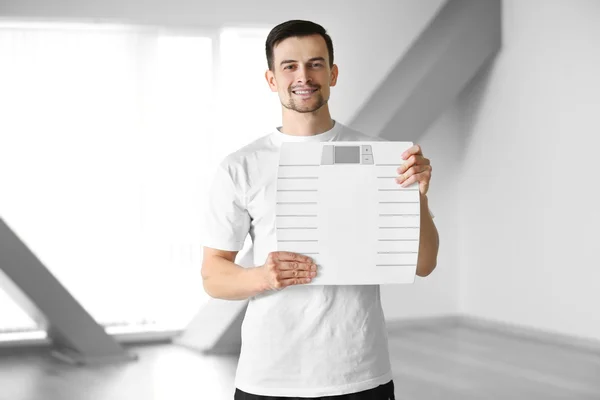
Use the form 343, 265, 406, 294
1, 324, 599, 400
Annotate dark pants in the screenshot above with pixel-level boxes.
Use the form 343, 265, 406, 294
234, 380, 395, 400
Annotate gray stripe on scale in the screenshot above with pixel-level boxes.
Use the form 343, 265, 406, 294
277, 227, 317, 229
378, 226, 419, 229
277, 177, 318, 179
377, 251, 418, 254
379, 214, 419, 216
379, 201, 419, 204
276, 215, 318, 217
277, 240, 318, 242
378, 239, 419, 241
276, 202, 317, 204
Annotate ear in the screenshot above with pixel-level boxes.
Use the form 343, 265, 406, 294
265, 69, 278, 92
329, 64, 339, 87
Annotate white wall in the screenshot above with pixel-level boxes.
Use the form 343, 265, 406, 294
380, 103, 462, 320
457, 0, 600, 341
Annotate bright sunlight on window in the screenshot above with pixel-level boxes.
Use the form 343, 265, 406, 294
0, 22, 216, 335
0, 22, 276, 339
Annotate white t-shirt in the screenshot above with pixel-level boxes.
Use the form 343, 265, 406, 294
202, 121, 395, 397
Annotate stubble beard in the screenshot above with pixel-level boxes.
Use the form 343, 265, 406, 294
282, 91, 328, 114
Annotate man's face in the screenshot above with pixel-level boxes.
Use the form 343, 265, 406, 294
265, 35, 338, 114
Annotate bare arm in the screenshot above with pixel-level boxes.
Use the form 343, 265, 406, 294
416, 194, 439, 277
202, 248, 317, 300
201, 247, 267, 300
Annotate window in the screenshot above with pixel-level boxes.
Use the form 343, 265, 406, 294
214, 27, 281, 155
0, 22, 274, 340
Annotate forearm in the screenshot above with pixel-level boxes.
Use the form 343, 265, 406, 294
202, 257, 266, 301
416, 194, 439, 277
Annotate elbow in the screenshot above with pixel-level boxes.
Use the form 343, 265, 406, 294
202, 274, 222, 299
201, 260, 217, 298
201, 259, 211, 282
416, 262, 436, 277
202, 279, 217, 299
417, 231, 439, 277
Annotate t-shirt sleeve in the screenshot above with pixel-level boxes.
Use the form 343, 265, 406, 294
201, 162, 251, 251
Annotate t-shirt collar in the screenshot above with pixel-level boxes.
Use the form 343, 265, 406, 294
271, 120, 341, 145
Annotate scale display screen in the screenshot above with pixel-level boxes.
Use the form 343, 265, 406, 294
334, 146, 360, 164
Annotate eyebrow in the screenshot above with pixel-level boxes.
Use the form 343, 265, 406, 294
280, 57, 326, 66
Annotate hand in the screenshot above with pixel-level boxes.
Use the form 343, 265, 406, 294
396, 144, 432, 196
259, 251, 317, 291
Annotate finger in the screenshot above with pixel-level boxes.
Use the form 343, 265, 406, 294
400, 170, 432, 187
277, 261, 317, 271
397, 155, 429, 174
279, 268, 316, 279
401, 144, 422, 160
278, 277, 313, 288
416, 156, 430, 166
272, 251, 313, 263
398, 155, 416, 172
401, 164, 431, 178
396, 164, 431, 183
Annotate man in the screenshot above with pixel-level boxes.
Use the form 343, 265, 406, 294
201, 20, 439, 400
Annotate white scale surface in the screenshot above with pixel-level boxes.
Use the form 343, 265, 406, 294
276, 141, 420, 285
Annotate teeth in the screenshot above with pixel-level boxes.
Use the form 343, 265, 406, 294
294, 89, 316, 95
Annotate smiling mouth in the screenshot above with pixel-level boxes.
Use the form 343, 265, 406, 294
292, 89, 318, 95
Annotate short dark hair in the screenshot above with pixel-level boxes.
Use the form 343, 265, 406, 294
265, 20, 334, 71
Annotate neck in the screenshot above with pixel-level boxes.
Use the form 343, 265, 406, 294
280, 104, 334, 136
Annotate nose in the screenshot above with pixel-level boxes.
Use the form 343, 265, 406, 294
296, 66, 312, 85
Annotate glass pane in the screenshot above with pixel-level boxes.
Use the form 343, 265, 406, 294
0, 23, 213, 334
0, 286, 37, 333
212, 27, 280, 162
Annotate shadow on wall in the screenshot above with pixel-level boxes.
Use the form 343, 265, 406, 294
452, 52, 499, 179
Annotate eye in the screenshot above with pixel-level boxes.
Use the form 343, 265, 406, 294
284, 65, 294, 70
312, 63, 323, 67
